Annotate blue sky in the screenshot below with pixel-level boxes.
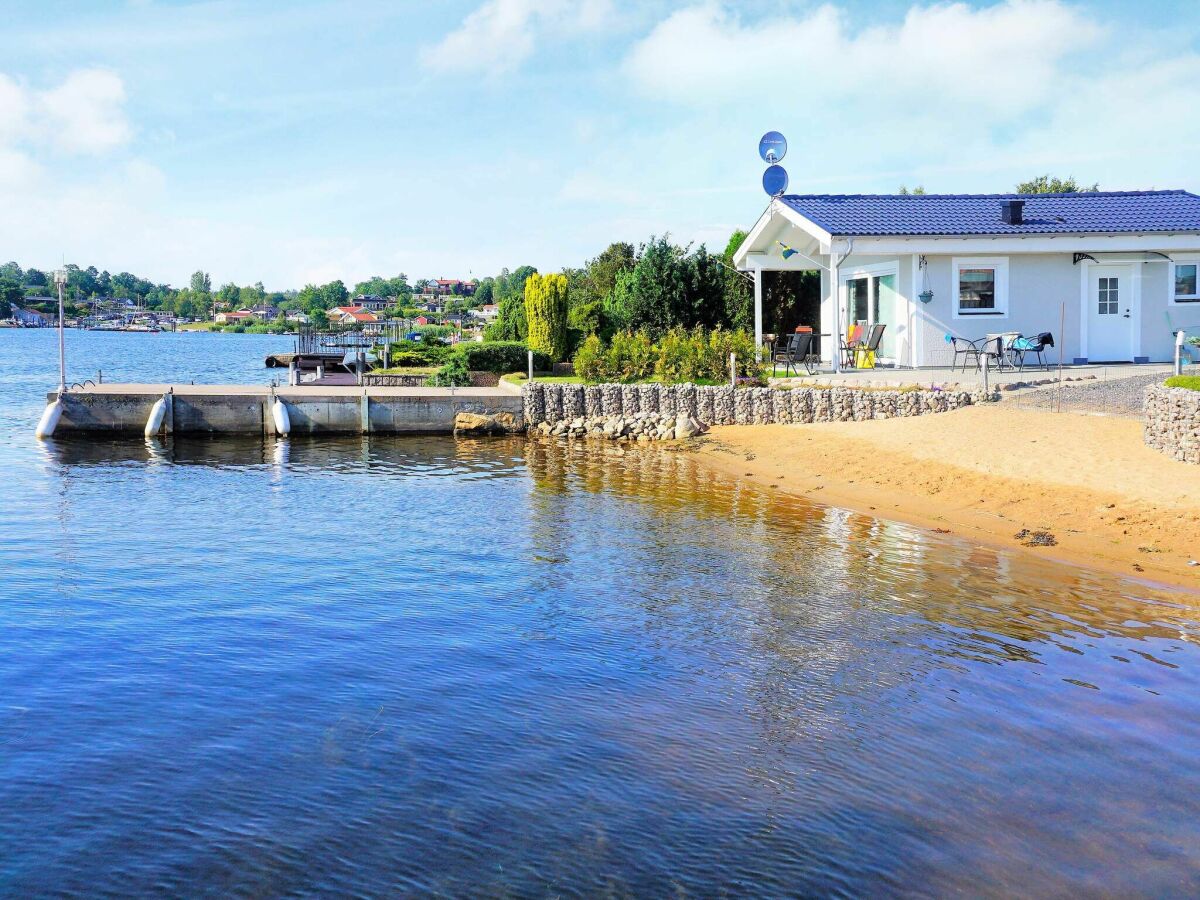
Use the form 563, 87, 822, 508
3, 0, 1199, 289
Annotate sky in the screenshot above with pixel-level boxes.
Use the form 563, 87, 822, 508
3, 0, 1200, 290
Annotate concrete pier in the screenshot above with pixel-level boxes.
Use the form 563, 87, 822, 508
50, 384, 524, 435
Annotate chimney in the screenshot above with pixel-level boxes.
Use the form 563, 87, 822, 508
1001, 199, 1025, 225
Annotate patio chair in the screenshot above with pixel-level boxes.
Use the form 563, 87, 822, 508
948, 335, 982, 371
772, 332, 814, 377
977, 335, 1006, 370
1012, 332, 1054, 371
840, 324, 864, 368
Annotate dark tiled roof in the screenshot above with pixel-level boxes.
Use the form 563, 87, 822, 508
779, 190, 1200, 236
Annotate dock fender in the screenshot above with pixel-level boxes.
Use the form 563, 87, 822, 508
35, 397, 63, 439
144, 394, 168, 437
272, 396, 291, 436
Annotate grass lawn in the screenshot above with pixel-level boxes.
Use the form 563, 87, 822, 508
177, 321, 216, 331
373, 366, 439, 375
1165, 375, 1200, 391
501, 373, 730, 387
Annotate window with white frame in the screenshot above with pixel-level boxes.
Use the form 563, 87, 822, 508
1174, 261, 1199, 303
952, 258, 1008, 316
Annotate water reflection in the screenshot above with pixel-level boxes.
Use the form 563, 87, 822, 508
8, 431, 1200, 895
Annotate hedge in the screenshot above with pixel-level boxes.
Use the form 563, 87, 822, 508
1165, 375, 1200, 391
454, 341, 551, 374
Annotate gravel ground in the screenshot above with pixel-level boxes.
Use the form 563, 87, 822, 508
1003, 372, 1167, 418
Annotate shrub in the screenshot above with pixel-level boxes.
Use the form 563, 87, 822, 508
455, 341, 550, 374
428, 352, 471, 387
568, 327, 762, 384
573, 334, 605, 381
1165, 375, 1200, 391
524, 272, 570, 361
389, 350, 429, 368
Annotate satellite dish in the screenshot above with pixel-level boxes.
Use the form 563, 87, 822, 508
762, 164, 789, 197
759, 131, 787, 164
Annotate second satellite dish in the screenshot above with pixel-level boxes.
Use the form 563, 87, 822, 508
758, 131, 787, 164
762, 164, 788, 197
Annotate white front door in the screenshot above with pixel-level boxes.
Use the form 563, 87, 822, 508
1087, 265, 1133, 362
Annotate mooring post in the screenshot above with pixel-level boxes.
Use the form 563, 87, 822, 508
164, 388, 174, 435
360, 391, 370, 434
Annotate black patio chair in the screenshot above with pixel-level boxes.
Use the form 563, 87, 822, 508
1013, 332, 1054, 371
949, 336, 982, 371
772, 332, 814, 377
861, 323, 886, 358
977, 335, 1006, 370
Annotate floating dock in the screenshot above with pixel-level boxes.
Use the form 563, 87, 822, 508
49, 384, 524, 435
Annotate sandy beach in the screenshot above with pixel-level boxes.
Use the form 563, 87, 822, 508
689, 405, 1200, 590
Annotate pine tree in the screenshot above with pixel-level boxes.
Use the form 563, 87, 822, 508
524, 272, 569, 361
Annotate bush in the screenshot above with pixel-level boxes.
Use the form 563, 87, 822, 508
455, 341, 550, 374
568, 327, 762, 384
389, 350, 429, 368
428, 352, 471, 387
1165, 375, 1200, 391
573, 334, 605, 381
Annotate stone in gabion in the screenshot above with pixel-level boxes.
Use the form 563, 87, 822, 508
775, 389, 794, 424
562, 384, 585, 420
523, 384, 546, 425
600, 383, 622, 416
638, 383, 660, 415
675, 384, 698, 420
789, 388, 812, 424
583, 385, 603, 418
621, 384, 640, 415
657, 386, 676, 417
697, 386, 716, 424
713, 387, 735, 425
544, 384, 564, 422
733, 388, 752, 425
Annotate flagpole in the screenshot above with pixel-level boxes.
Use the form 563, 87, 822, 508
55, 269, 67, 395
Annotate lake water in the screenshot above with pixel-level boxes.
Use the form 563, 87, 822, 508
3, 330, 1200, 896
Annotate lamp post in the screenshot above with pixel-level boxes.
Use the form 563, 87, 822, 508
54, 269, 68, 394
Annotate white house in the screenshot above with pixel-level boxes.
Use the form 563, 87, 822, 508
733, 191, 1200, 368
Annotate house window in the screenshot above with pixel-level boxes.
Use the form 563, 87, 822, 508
1098, 276, 1119, 315
952, 258, 1009, 317
1174, 262, 1199, 302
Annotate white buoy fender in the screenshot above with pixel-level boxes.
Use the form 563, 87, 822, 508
144, 397, 167, 437
35, 398, 63, 439
272, 398, 291, 436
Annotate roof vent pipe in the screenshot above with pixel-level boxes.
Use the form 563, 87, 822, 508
1001, 199, 1025, 225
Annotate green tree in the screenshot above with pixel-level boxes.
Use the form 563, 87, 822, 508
216, 282, 241, 309
1016, 175, 1099, 194
319, 279, 349, 308
190, 270, 211, 293
722, 230, 752, 332
607, 236, 688, 337
24, 268, 47, 287
0, 261, 23, 283
898, 185, 926, 195
0, 277, 21, 318
487, 265, 537, 341
524, 272, 570, 361
587, 241, 635, 299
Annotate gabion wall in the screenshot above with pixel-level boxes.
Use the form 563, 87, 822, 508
524, 382, 978, 428
1144, 385, 1200, 465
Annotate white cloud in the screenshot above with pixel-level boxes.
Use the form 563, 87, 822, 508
421, 0, 615, 74
0, 67, 131, 156
625, 0, 1101, 117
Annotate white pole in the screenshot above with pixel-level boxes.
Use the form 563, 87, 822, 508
1176, 330, 1186, 377
730, 352, 736, 386
527, 350, 534, 381
830, 255, 842, 374
55, 272, 67, 393
753, 267, 763, 351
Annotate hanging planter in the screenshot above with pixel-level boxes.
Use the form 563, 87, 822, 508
917, 256, 933, 304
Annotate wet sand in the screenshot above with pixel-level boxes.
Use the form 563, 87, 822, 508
689, 405, 1200, 590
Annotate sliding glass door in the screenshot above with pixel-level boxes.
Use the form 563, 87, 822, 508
842, 268, 903, 364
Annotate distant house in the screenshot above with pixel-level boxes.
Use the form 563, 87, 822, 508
352, 294, 388, 312
11, 305, 52, 326
441, 313, 464, 326
214, 310, 254, 324
285, 311, 310, 324
329, 306, 379, 327
473, 303, 499, 322
249, 305, 279, 319
414, 315, 431, 326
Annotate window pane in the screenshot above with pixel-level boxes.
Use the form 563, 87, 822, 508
959, 268, 995, 310
1177, 264, 1198, 297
